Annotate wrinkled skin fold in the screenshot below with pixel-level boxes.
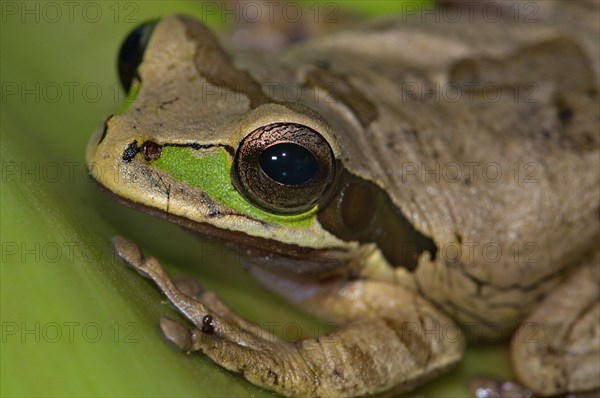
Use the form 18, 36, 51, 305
89, 1, 600, 396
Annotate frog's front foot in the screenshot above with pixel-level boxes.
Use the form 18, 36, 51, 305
111, 236, 465, 397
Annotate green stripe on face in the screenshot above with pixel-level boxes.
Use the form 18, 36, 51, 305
151, 146, 317, 228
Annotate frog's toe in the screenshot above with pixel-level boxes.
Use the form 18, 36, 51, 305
111, 236, 143, 267
111, 236, 161, 280
174, 277, 204, 299
111, 236, 161, 279
159, 316, 193, 352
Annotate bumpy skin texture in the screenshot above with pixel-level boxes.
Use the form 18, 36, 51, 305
90, 1, 599, 396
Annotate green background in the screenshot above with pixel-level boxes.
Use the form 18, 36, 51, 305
1, 1, 513, 396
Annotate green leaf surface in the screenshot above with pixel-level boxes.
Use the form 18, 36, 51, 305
1, 1, 512, 397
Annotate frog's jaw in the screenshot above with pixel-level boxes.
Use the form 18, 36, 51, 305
88, 164, 362, 280
87, 115, 433, 279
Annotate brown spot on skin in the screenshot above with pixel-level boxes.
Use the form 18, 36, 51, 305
550, 91, 598, 150
305, 68, 378, 127
558, 107, 574, 125
181, 16, 271, 109
449, 38, 596, 94
451, 39, 599, 153
553, 95, 575, 128
142, 140, 162, 161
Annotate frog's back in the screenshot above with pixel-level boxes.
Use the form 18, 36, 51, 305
268, 0, 600, 331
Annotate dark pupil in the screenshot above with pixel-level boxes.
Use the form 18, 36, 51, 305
259, 143, 318, 186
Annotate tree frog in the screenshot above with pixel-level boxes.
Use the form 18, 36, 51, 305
87, 1, 599, 396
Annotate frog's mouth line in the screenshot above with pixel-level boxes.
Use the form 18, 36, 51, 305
90, 175, 358, 280
149, 141, 437, 272
101, 137, 438, 274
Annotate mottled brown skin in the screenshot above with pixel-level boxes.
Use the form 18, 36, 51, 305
90, 1, 599, 396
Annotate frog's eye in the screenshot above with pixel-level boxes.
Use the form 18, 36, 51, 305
233, 123, 336, 214
118, 20, 157, 92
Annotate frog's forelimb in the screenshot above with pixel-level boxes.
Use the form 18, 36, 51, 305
111, 236, 464, 398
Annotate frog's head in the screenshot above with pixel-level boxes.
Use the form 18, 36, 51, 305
87, 15, 436, 279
